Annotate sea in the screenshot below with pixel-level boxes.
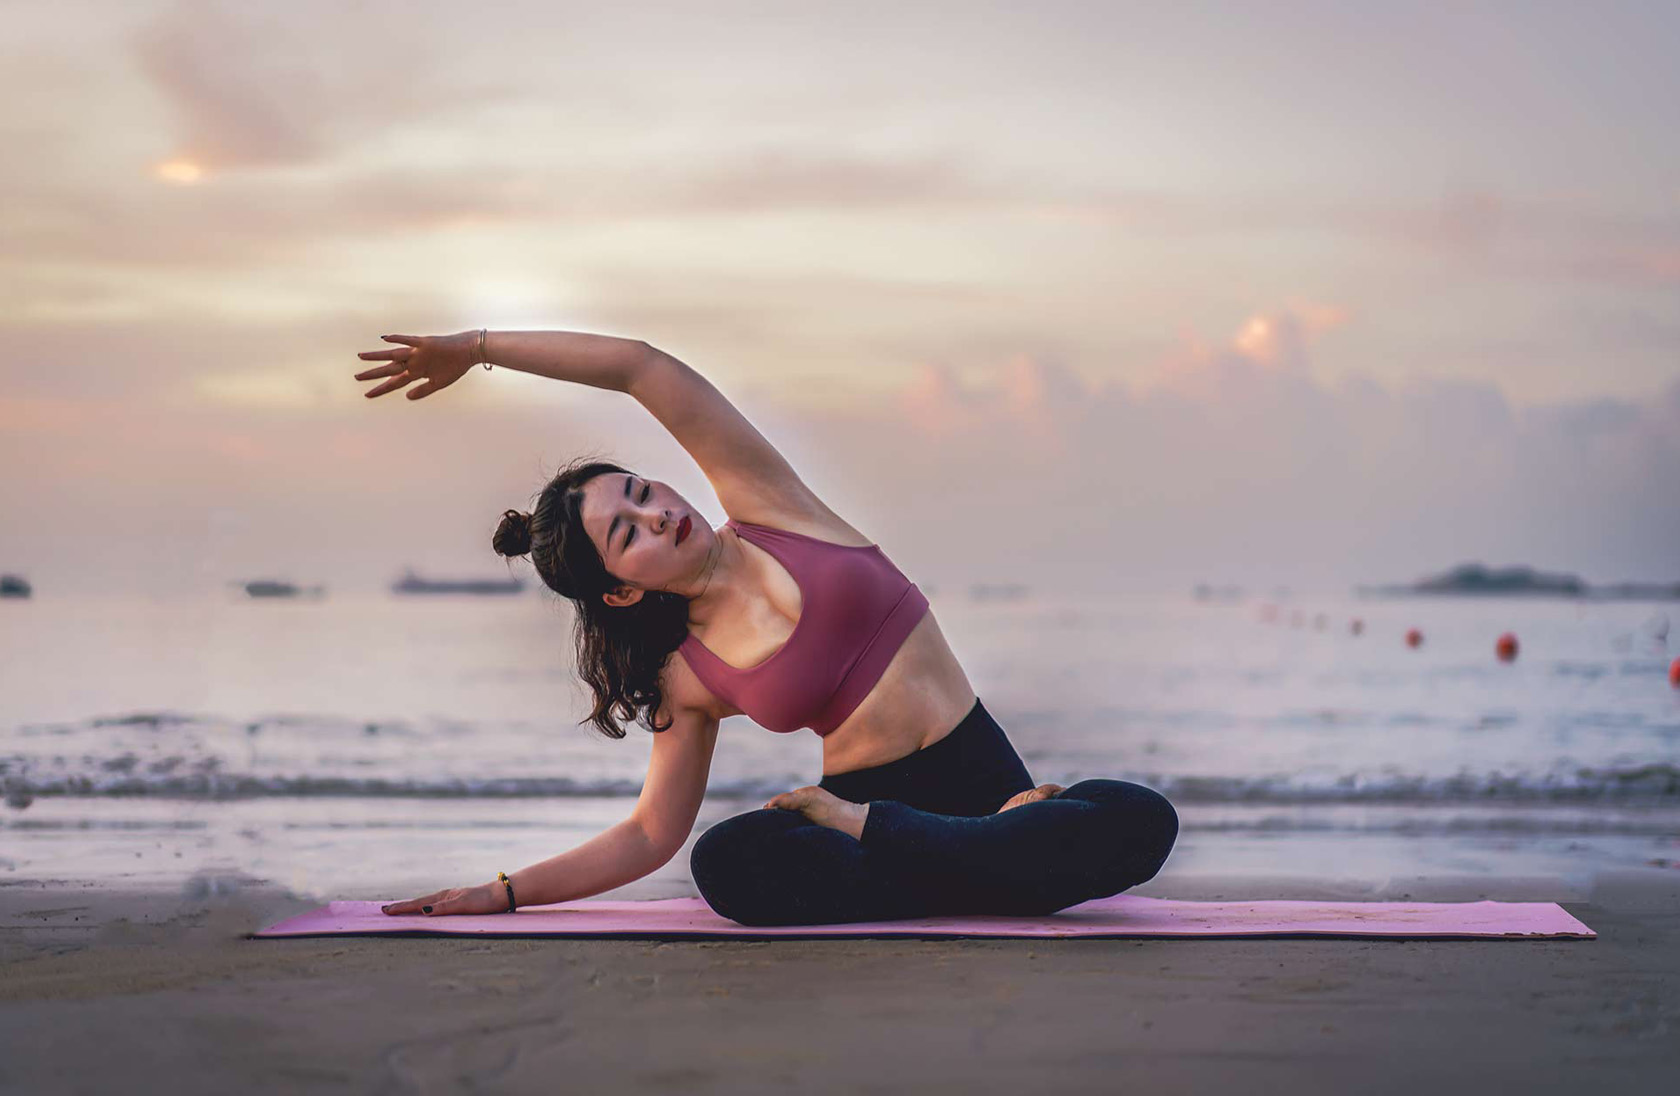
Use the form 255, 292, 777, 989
3, 589, 1676, 903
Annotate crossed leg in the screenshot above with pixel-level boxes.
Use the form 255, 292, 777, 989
690, 779, 1179, 927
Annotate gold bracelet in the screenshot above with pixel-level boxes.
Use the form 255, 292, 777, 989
496, 870, 517, 913
478, 328, 490, 370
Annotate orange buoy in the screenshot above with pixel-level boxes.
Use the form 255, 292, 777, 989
1670, 657, 1680, 688
1495, 632, 1519, 662
1350, 618, 1364, 636
1405, 628, 1423, 649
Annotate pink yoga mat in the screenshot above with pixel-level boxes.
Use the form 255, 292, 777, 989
254, 895, 1595, 940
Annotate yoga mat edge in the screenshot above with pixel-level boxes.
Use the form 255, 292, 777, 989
252, 895, 1596, 940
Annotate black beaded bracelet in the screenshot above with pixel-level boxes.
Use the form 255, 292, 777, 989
496, 870, 518, 913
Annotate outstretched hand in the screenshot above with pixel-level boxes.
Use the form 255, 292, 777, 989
381, 881, 509, 916
355, 331, 480, 401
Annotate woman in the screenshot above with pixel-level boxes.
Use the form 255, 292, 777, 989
359, 329, 1178, 927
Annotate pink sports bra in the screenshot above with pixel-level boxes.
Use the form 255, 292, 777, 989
677, 518, 930, 736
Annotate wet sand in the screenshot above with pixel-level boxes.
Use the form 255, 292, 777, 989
1, 871, 1675, 1094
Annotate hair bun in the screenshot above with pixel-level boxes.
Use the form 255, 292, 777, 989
492, 508, 533, 558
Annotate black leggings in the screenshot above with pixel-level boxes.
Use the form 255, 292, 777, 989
689, 697, 1179, 927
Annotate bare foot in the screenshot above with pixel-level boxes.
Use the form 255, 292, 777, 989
764, 785, 870, 840
996, 784, 1066, 813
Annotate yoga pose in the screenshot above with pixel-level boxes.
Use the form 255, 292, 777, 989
358, 329, 1178, 926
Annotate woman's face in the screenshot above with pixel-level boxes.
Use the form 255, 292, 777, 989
577, 471, 710, 603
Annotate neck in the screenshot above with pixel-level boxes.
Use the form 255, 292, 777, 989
683, 525, 748, 625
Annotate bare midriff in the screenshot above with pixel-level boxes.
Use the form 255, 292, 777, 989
684, 605, 976, 776
674, 519, 978, 776
814, 608, 977, 776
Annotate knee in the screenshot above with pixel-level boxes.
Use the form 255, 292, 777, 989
1062, 779, 1179, 883
688, 809, 803, 925
688, 809, 777, 890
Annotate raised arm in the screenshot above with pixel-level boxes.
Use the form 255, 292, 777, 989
479, 330, 654, 393
482, 330, 831, 521
627, 345, 830, 524
355, 329, 654, 400
355, 330, 829, 523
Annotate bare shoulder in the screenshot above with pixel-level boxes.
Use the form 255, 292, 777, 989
627, 346, 872, 548
656, 640, 734, 724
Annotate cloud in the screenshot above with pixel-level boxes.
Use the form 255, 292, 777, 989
3, 301, 1676, 596
833, 303, 1679, 589
1, 164, 563, 272
128, 0, 512, 171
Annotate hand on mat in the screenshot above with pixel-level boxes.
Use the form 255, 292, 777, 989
997, 784, 1066, 813
355, 332, 480, 401
381, 882, 508, 916
764, 785, 869, 840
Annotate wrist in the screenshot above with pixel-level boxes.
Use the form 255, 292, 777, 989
493, 870, 518, 912
454, 328, 487, 366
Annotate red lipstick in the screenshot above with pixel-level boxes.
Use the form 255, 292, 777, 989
675, 515, 691, 546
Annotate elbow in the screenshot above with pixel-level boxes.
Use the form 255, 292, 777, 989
631, 818, 686, 871
634, 340, 673, 368
624, 341, 674, 396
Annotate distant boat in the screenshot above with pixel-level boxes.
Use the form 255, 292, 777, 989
1193, 583, 1245, 602
0, 574, 31, 599
243, 580, 326, 599
968, 582, 1029, 602
391, 568, 525, 596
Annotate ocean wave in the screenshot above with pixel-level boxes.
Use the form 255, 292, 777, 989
4, 764, 1679, 804
6, 812, 1676, 839
1144, 763, 1680, 804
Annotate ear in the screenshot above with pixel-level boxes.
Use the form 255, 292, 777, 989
601, 584, 644, 609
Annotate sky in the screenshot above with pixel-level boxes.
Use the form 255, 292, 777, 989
1, 0, 1677, 597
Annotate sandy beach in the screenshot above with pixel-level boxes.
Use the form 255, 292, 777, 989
2, 870, 1674, 1094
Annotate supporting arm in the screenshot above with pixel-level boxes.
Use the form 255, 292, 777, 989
504, 817, 673, 907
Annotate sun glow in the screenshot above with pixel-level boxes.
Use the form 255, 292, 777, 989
154, 159, 205, 184
453, 277, 574, 330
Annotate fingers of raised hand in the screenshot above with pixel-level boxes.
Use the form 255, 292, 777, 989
356, 345, 414, 363
362, 371, 418, 399
355, 342, 417, 397
355, 338, 422, 397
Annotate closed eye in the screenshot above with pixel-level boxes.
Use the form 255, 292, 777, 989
624, 482, 652, 549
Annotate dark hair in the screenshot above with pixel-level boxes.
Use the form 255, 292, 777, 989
493, 454, 688, 738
